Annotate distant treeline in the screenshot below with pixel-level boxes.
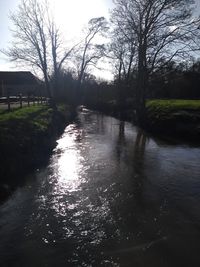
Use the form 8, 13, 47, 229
50, 59, 200, 109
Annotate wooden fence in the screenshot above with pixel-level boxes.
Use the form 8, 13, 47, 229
0, 94, 49, 111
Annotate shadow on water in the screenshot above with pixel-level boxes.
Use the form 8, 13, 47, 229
0, 109, 200, 266
107, 118, 200, 267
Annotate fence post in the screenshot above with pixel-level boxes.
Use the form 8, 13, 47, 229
19, 94, 22, 108
7, 94, 10, 111
27, 93, 30, 107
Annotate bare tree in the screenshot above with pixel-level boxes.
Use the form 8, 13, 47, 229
2, 0, 76, 101
108, 30, 136, 110
75, 17, 108, 92
3, 0, 51, 97
47, 17, 78, 99
111, 0, 200, 118
109, 28, 136, 86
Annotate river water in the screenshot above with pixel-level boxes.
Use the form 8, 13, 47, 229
0, 109, 200, 267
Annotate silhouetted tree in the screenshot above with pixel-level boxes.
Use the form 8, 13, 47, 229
2, 0, 75, 102
51, 68, 77, 103
111, 0, 200, 119
75, 17, 108, 104
109, 29, 136, 110
110, 18, 136, 87
5, 0, 51, 98
47, 17, 78, 99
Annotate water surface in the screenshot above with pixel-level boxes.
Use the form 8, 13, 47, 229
0, 109, 200, 266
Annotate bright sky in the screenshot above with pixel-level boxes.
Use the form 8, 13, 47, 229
0, 0, 113, 79
53, 0, 111, 36
0, 0, 199, 80
0, 0, 20, 70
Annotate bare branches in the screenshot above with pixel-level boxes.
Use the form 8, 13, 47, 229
2, 0, 51, 96
111, 0, 200, 72
111, 0, 200, 115
2, 0, 78, 99
75, 17, 109, 85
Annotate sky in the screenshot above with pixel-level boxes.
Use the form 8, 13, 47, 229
0, 0, 200, 80
0, 0, 19, 69
0, 0, 114, 79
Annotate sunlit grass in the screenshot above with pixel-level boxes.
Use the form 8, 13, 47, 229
0, 105, 55, 149
0, 105, 51, 121
146, 99, 200, 123
147, 99, 200, 112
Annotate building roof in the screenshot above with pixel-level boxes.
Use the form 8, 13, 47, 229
0, 71, 39, 85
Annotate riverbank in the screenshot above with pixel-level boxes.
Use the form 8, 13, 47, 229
145, 100, 200, 141
0, 104, 71, 201
86, 99, 200, 142
86, 101, 136, 121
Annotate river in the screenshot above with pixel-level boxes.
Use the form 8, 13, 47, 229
0, 109, 200, 267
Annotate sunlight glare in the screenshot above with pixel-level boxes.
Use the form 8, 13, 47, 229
53, 125, 86, 193
50, 0, 109, 38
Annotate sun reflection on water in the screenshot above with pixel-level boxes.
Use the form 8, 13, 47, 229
30, 121, 117, 259
52, 124, 86, 194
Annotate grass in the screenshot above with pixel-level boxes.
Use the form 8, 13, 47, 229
0, 104, 71, 145
145, 99, 200, 139
0, 105, 58, 150
146, 99, 200, 112
146, 99, 200, 121
0, 105, 51, 120
0, 104, 70, 184
0, 105, 56, 133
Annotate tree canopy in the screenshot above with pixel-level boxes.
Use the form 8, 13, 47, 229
111, 0, 200, 116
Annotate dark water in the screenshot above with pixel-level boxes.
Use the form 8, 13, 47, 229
1, 109, 200, 267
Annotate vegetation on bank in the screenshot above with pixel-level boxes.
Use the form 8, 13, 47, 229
0, 105, 52, 127
147, 99, 200, 112
145, 99, 200, 139
0, 105, 67, 149
0, 105, 71, 198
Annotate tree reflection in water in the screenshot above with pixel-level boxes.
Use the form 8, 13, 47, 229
116, 121, 126, 163
1, 111, 200, 267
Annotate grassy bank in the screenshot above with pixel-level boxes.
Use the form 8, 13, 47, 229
0, 105, 71, 199
145, 99, 200, 139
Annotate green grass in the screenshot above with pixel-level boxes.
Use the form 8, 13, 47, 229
146, 99, 200, 112
0, 103, 71, 183
0, 105, 54, 131
0, 105, 55, 149
146, 99, 200, 126
0, 105, 51, 120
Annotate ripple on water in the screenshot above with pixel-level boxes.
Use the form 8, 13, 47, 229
1, 111, 200, 267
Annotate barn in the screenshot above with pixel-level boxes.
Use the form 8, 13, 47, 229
0, 71, 42, 97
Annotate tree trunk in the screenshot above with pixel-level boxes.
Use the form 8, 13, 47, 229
135, 42, 147, 123
44, 73, 51, 98
43, 71, 57, 109
117, 60, 123, 110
